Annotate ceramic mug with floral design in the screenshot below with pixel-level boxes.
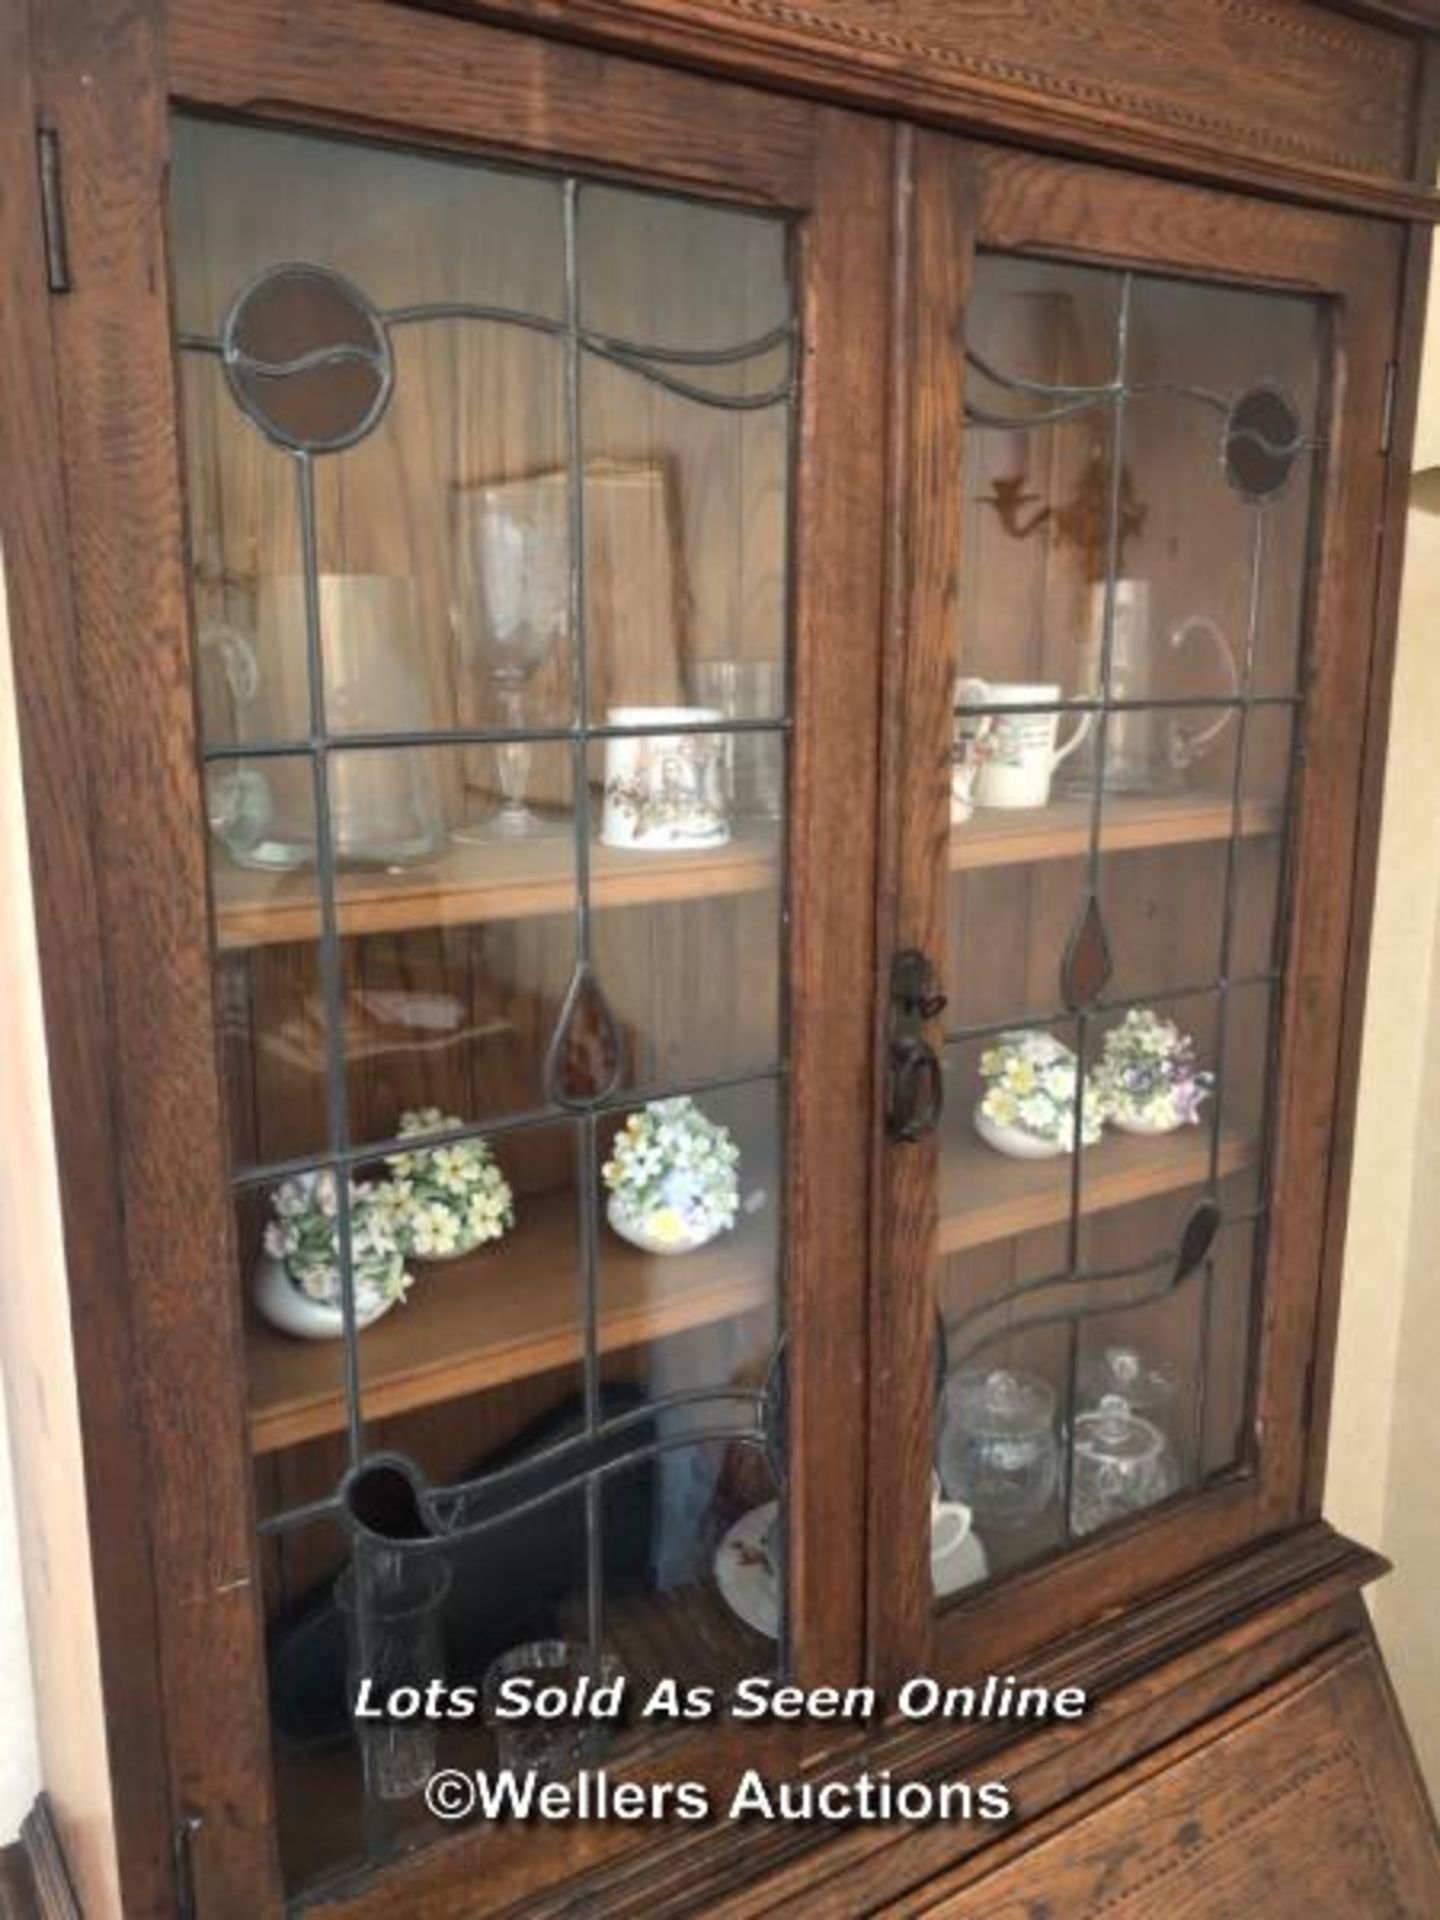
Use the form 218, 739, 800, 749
601, 707, 731, 850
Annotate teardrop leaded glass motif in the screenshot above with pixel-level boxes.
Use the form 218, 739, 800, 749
1061, 892, 1114, 1012
544, 960, 623, 1109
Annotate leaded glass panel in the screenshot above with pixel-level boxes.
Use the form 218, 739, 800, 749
172, 113, 794, 1894
935, 253, 1321, 1599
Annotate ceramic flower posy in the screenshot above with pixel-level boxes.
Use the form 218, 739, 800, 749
602, 1096, 741, 1254
262, 1171, 412, 1320
1093, 1009, 1212, 1133
383, 1107, 515, 1260
975, 1029, 1103, 1158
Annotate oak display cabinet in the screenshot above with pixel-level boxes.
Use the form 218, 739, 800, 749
3, 2, 1440, 1915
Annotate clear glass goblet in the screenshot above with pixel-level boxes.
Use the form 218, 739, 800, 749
453, 477, 571, 844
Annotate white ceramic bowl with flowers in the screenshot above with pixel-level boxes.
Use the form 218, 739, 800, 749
1092, 1008, 1212, 1135
383, 1107, 515, 1262
255, 1171, 412, 1340
602, 1097, 741, 1255
974, 1029, 1104, 1160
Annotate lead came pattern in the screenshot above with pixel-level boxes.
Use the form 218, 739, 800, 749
175, 119, 797, 1863
939, 257, 1321, 1578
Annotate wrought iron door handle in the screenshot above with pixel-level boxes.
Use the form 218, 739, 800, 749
890, 1035, 944, 1141
887, 948, 947, 1142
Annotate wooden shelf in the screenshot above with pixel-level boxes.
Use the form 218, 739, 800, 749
247, 1206, 776, 1455
559, 1576, 772, 1692
939, 1122, 1252, 1255
214, 826, 782, 951
951, 793, 1280, 872
213, 795, 1280, 951
247, 1122, 1253, 1455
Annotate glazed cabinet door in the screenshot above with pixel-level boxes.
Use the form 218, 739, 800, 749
29, 1, 887, 1909
871, 134, 1402, 1679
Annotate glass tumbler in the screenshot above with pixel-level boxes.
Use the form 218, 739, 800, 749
483, 1641, 623, 1782
336, 1551, 452, 1802
687, 660, 785, 822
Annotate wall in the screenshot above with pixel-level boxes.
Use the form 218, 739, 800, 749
0, 565, 43, 1842
0, 1378, 38, 1842
1325, 380, 1440, 1793
0, 548, 121, 1920
1371, 917, 1440, 1791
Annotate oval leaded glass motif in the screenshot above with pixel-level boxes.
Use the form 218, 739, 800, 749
1223, 383, 1303, 501
221, 261, 393, 453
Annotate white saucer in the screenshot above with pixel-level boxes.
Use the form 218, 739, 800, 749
714, 1498, 988, 1626
714, 1501, 780, 1640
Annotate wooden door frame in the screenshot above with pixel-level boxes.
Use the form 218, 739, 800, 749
0, 2, 176, 1913
6, 0, 892, 1908
870, 130, 1405, 1687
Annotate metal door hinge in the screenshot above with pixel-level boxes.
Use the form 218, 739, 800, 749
174, 1813, 202, 1920
37, 127, 70, 294
1380, 360, 1397, 458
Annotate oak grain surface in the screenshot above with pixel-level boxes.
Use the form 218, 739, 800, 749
905, 1635, 1440, 1916
415, 0, 1435, 214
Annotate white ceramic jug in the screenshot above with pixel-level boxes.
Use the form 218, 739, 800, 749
956, 678, 1094, 810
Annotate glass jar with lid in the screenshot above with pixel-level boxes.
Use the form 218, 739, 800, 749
1069, 1394, 1179, 1537
938, 1367, 1061, 1531
1078, 1344, 1180, 1427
